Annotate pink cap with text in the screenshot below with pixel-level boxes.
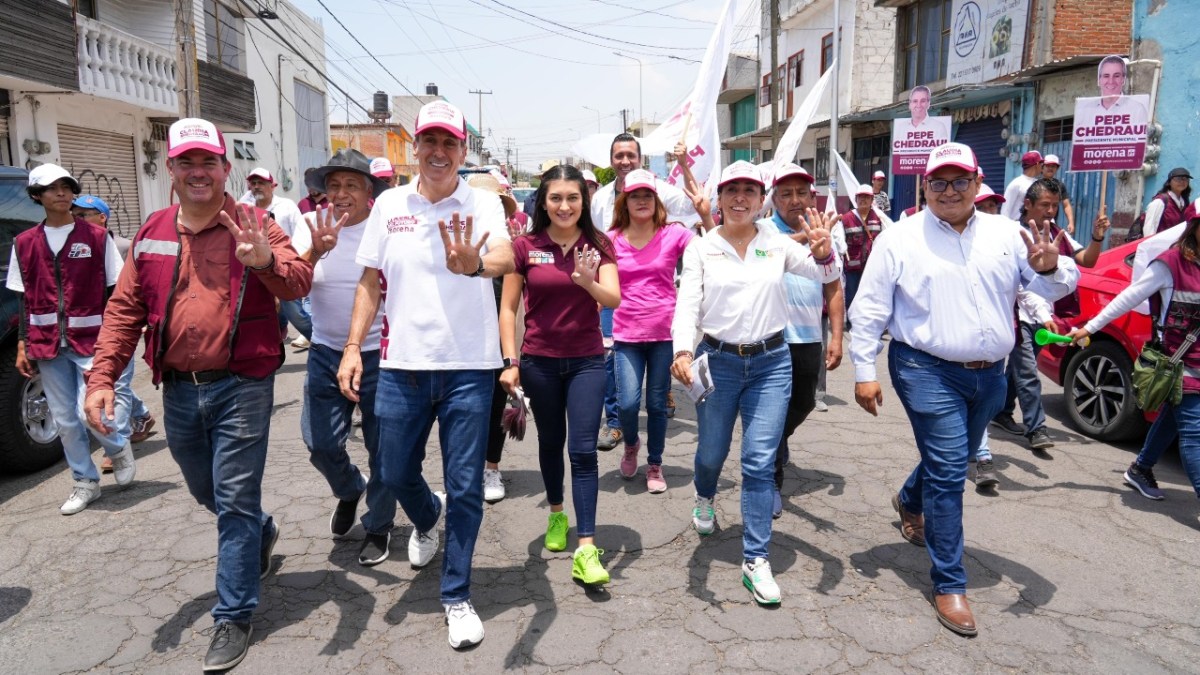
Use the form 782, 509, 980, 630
415, 101, 467, 140
924, 142, 979, 176
623, 169, 657, 193
168, 118, 226, 158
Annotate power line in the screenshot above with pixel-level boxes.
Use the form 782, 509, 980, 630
313, 0, 422, 98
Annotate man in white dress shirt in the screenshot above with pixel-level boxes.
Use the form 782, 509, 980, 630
849, 142, 1078, 637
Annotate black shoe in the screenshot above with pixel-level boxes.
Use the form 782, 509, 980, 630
1028, 428, 1054, 450
990, 414, 1025, 436
330, 492, 363, 537
358, 531, 391, 566
972, 459, 999, 488
260, 518, 280, 581
203, 621, 252, 672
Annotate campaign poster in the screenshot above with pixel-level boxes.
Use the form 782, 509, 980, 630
1070, 55, 1149, 171
891, 86, 951, 174
946, 0, 1030, 86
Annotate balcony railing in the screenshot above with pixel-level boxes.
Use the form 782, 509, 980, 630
77, 16, 178, 114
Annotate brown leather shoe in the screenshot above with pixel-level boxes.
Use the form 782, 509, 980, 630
891, 493, 925, 547
934, 593, 977, 636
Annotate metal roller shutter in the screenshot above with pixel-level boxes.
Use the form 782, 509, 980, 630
953, 116, 1006, 190
56, 125, 143, 237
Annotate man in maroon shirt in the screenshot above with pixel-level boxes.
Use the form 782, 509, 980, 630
84, 118, 312, 672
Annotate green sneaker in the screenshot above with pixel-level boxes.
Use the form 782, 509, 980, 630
544, 511, 569, 552
571, 544, 610, 585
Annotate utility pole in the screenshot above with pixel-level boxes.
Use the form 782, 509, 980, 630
469, 89, 492, 144
620, 108, 629, 133
769, 0, 780, 154
504, 137, 514, 177
175, 0, 200, 116
829, 0, 840, 205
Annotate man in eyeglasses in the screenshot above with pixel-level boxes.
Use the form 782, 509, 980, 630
847, 142, 1079, 638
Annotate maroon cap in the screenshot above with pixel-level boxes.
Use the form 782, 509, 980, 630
1021, 151, 1043, 167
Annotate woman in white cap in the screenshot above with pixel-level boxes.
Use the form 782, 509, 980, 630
608, 168, 699, 493
871, 170, 891, 215
670, 161, 841, 605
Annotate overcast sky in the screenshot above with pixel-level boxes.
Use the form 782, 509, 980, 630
287, 0, 757, 172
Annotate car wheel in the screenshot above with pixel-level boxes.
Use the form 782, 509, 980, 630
0, 342, 63, 473
1062, 340, 1145, 441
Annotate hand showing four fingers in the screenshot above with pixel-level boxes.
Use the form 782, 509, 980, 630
307, 206, 349, 257
438, 211, 491, 275
219, 203, 275, 269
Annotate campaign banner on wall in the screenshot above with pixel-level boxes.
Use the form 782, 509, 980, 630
946, 0, 1030, 86
891, 116, 952, 174
1070, 94, 1149, 171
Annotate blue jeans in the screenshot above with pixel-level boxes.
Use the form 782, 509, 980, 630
613, 340, 673, 465
279, 297, 312, 341
890, 341, 1005, 595
38, 348, 130, 482
521, 354, 606, 537
844, 271, 863, 320
302, 345, 394, 535
163, 374, 275, 623
1136, 396, 1200, 497
375, 368, 492, 604
1136, 403, 1178, 470
1001, 322, 1046, 436
693, 340, 791, 562
972, 427, 993, 463
600, 307, 620, 429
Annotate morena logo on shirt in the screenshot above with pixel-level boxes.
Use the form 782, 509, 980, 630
528, 251, 554, 265
387, 215, 418, 233
67, 243, 93, 259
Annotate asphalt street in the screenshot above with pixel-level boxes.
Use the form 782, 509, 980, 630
2, 339, 1199, 673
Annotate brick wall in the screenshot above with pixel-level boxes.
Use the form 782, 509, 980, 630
1052, 0, 1132, 59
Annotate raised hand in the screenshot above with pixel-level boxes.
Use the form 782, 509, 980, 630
307, 205, 349, 256
1021, 218, 1066, 273
571, 245, 601, 287
220, 203, 275, 269
505, 216, 524, 240
438, 211, 490, 276
799, 207, 835, 260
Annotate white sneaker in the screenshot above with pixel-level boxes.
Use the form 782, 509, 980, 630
814, 399, 829, 412
444, 600, 485, 648
109, 442, 137, 487
692, 494, 715, 535
291, 335, 311, 350
483, 468, 505, 503
408, 490, 446, 568
61, 480, 101, 515
742, 557, 782, 605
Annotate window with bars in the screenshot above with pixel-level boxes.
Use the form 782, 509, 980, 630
789, 51, 804, 88
204, 0, 245, 73
1042, 118, 1074, 143
761, 73, 771, 107
821, 33, 834, 74
815, 137, 830, 182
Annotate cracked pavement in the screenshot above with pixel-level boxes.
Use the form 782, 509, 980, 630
2, 341, 1199, 673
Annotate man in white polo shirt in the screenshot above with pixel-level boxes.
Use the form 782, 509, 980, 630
339, 100, 514, 649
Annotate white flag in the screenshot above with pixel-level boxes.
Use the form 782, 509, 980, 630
834, 151, 893, 227
768, 59, 837, 183
642, 0, 738, 190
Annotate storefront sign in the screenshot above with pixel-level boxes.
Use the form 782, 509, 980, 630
946, 0, 1029, 86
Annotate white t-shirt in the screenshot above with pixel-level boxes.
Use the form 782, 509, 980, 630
355, 176, 510, 370
1001, 174, 1038, 221
239, 192, 304, 239
292, 213, 384, 351
6, 224, 123, 293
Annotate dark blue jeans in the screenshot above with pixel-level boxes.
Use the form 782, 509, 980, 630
163, 374, 275, 623
844, 270, 863, 320
613, 340, 673, 465
375, 368, 493, 604
1137, 395, 1200, 497
302, 344, 394, 535
889, 341, 1005, 595
600, 307, 621, 430
1000, 322, 1046, 436
520, 354, 606, 538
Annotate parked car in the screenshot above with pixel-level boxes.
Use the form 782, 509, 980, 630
0, 166, 63, 473
1037, 238, 1153, 441
511, 187, 536, 207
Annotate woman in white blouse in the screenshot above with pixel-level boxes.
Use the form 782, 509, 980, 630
670, 161, 841, 605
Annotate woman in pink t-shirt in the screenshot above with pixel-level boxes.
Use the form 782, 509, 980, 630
498, 164, 621, 586
608, 169, 697, 493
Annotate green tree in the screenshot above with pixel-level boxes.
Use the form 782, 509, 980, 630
593, 166, 616, 185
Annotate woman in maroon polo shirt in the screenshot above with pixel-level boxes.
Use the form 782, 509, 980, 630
499, 164, 621, 586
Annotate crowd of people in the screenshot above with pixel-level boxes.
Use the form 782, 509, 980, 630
9, 95, 1199, 669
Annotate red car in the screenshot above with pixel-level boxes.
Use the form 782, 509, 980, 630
1036, 238, 1152, 441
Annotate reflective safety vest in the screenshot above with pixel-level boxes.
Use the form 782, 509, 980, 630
841, 209, 881, 271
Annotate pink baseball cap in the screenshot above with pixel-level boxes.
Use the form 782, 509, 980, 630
772, 162, 814, 186
1044, 154, 1061, 166
1021, 150, 1044, 167
582, 169, 599, 185
718, 161, 764, 189
246, 167, 275, 185
855, 183, 874, 197
924, 142, 979, 176
872, 170, 886, 180
168, 118, 226, 158
623, 169, 657, 193
415, 101, 466, 140
369, 157, 394, 178
974, 184, 1005, 204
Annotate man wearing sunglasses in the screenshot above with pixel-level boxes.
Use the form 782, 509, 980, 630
848, 142, 1079, 638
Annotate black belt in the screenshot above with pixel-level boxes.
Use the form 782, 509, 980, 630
702, 331, 785, 357
163, 369, 232, 384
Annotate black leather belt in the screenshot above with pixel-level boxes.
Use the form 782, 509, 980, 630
702, 332, 785, 357
960, 360, 996, 369
164, 369, 232, 384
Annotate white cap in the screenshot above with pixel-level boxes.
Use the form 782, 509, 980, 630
168, 118, 225, 158
27, 163, 79, 191
582, 169, 598, 185
772, 162, 814, 186
717, 161, 764, 189
622, 169, 657, 193
974, 184, 1006, 203
873, 170, 886, 180
489, 169, 511, 190
1044, 154, 1061, 166
924, 142, 978, 176
246, 167, 275, 184
415, 100, 466, 140
369, 157, 394, 177
855, 183, 874, 197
